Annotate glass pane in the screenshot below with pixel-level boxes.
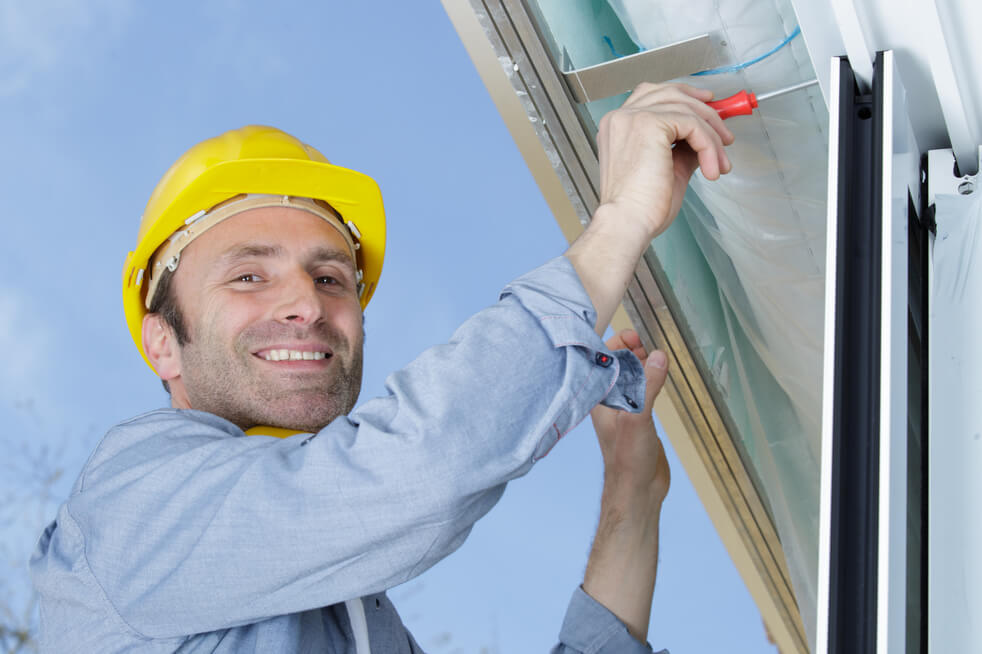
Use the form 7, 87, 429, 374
523, 0, 829, 646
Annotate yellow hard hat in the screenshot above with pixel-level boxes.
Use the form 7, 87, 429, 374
122, 125, 386, 370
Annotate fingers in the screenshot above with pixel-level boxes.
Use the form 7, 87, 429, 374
642, 350, 669, 412
628, 84, 733, 136
603, 328, 630, 352
622, 81, 713, 108
620, 83, 734, 178
604, 329, 647, 362
624, 82, 734, 145
669, 111, 731, 180
618, 328, 642, 351
603, 328, 641, 351
672, 141, 701, 184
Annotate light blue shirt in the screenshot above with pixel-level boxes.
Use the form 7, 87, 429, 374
32, 256, 665, 653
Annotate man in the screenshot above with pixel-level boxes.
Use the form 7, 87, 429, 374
31, 82, 733, 652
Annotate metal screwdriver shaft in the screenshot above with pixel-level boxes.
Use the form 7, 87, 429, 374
755, 78, 819, 102
708, 78, 819, 119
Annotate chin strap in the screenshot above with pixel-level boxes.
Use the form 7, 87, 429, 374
243, 426, 308, 439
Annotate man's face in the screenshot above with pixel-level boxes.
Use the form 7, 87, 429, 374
164, 206, 365, 432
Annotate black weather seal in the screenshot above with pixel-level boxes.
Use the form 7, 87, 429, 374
826, 54, 884, 654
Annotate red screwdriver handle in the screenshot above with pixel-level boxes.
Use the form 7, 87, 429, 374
708, 90, 759, 120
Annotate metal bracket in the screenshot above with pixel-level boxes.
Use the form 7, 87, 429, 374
927, 146, 981, 206
562, 33, 718, 104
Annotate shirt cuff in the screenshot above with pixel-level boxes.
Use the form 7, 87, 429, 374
501, 255, 647, 416
556, 586, 667, 654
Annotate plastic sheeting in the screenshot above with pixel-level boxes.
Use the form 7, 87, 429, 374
606, 1, 827, 647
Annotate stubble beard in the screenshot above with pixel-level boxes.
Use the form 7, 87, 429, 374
179, 321, 364, 433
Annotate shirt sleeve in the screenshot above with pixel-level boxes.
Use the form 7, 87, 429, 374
46, 256, 646, 639
551, 587, 669, 654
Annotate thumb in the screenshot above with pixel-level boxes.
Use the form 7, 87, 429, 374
642, 350, 669, 412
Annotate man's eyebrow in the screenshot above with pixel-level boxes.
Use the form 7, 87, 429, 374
218, 243, 284, 266
216, 244, 355, 270
307, 247, 356, 269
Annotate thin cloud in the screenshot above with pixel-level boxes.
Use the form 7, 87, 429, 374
0, 0, 132, 98
0, 285, 51, 400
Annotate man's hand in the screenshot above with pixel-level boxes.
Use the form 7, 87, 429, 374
590, 329, 670, 504
597, 82, 733, 239
566, 83, 734, 334
582, 329, 671, 644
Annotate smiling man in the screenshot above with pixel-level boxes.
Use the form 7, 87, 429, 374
31, 83, 733, 653
146, 200, 366, 432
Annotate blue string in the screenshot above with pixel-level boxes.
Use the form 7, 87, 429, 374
602, 35, 623, 59
691, 25, 801, 76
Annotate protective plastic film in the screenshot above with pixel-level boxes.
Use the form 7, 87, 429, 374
605, 1, 827, 646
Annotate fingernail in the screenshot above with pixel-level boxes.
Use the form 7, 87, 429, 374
647, 351, 667, 369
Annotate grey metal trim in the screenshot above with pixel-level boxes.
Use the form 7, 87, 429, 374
454, 1, 809, 651
632, 255, 805, 647
486, 0, 601, 211
562, 34, 718, 103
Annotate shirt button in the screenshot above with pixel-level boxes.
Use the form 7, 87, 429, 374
595, 352, 613, 368
625, 397, 639, 409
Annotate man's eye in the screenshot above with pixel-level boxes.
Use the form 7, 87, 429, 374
234, 274, 261, 283
315, 275, 340, 286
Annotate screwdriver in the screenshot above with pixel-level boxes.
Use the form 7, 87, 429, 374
708, 78, 818, 119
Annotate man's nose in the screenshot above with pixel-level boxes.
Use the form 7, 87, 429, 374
274, 275, 323, 325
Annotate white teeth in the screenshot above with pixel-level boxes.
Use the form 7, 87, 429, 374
262, 349, 328, 361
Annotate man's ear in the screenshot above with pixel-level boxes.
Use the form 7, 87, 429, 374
142, 313, 182, 383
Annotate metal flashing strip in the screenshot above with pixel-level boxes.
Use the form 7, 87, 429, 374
441, 1, 807, 652
629, 254, 807, 651
561, 34, 717, 103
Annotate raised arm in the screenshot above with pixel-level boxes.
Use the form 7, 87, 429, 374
552, 329, 672, 653
583, 329, 670, 643
564, 82, 733, 334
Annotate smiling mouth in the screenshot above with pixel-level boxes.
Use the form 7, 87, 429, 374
254, 348, 333, 362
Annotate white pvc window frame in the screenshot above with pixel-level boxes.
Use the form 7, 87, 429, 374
926, 145, 982, 654
816, 50, 921, 654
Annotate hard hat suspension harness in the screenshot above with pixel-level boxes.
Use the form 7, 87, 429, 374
143, 194, 366, 311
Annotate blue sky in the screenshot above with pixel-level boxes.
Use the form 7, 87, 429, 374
0, 1, 773, 651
